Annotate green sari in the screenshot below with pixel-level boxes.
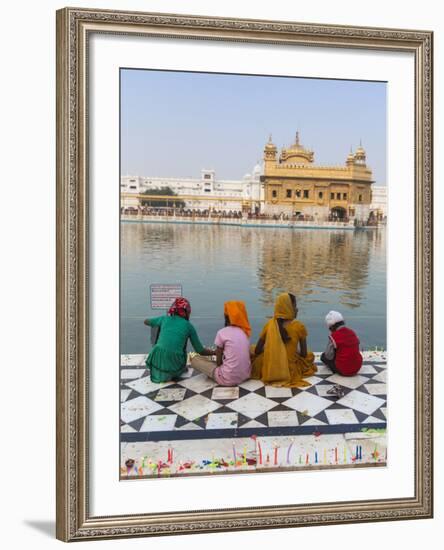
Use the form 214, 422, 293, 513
145, 315, 204, 383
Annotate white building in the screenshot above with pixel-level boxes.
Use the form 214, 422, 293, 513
121, 165, 264, 213
370, 186, 387, 218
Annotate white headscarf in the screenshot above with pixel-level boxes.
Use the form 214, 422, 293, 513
325, 310, 344, 328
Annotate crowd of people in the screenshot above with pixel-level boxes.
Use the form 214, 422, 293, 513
120, 207, 342, 223
121, 206, 385, 226
143, 294, 363, 391
122, 206, 245, 218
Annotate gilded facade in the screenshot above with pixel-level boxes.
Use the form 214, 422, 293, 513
262, 132, 374, 222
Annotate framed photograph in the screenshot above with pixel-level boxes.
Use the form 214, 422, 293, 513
56, 7, 433, 541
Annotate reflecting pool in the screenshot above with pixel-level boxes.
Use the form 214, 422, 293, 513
120, 223, 386, 354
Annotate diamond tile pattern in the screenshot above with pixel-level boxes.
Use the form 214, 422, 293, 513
337, 390, 386, 415
178, 373, 217, 393
283, 392, 333, 417
372, 370, 387, 383
140, 414, 178, 432
325, 408, 359, 425
228, 393, 277, 418
120, 355, 387, 437
125, 376, 172, 395
168, 394, 220, 421
121, 395, 163, 424
326, 373, 369, 389
206, 412, 238, 429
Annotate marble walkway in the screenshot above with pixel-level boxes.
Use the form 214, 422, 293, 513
120, 351, 387, 443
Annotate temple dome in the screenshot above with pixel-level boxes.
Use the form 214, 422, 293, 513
265, 136, 277, 150
354, 143, 367, 164
355, 141, 366, 157
280, 131, 314, 164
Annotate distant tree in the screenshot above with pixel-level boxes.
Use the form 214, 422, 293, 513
141, 187, 185, 208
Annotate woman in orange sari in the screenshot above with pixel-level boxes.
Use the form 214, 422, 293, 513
251, 292, 316, 387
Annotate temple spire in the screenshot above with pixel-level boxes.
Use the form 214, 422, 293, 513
295, 130, 300, 146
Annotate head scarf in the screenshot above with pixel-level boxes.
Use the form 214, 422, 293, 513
224, 301, 251, 337
168, 297, 191, 319
325, 310, 344, 328
274, 292, 296, 321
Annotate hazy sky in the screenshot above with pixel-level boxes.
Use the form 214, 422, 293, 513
121, 69, 386, 185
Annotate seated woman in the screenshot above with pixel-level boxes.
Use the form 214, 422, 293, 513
251, 292, 317, 387
191, 301, 251, 386
144, 297, 214, 383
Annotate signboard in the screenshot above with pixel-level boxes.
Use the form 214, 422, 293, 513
150, 283, 183, 310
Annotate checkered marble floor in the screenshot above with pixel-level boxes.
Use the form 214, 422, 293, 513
120, 352, 387, 442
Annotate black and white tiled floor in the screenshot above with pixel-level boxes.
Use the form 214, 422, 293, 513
120, 352, 387, 442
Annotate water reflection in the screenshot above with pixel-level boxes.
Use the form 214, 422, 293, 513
256, 229, 381, 308
121, 223, 386, 353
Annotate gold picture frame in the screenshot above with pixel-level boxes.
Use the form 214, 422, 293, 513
56, 7, 433, 541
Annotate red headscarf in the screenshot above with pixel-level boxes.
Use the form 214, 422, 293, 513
168, 297, 191, 319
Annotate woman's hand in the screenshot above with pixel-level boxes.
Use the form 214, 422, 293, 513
200, 347, 216, 357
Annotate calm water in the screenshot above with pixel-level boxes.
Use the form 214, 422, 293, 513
120, 222, 386, 354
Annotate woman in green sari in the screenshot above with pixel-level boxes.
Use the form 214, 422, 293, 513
144, 297, 214, 383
